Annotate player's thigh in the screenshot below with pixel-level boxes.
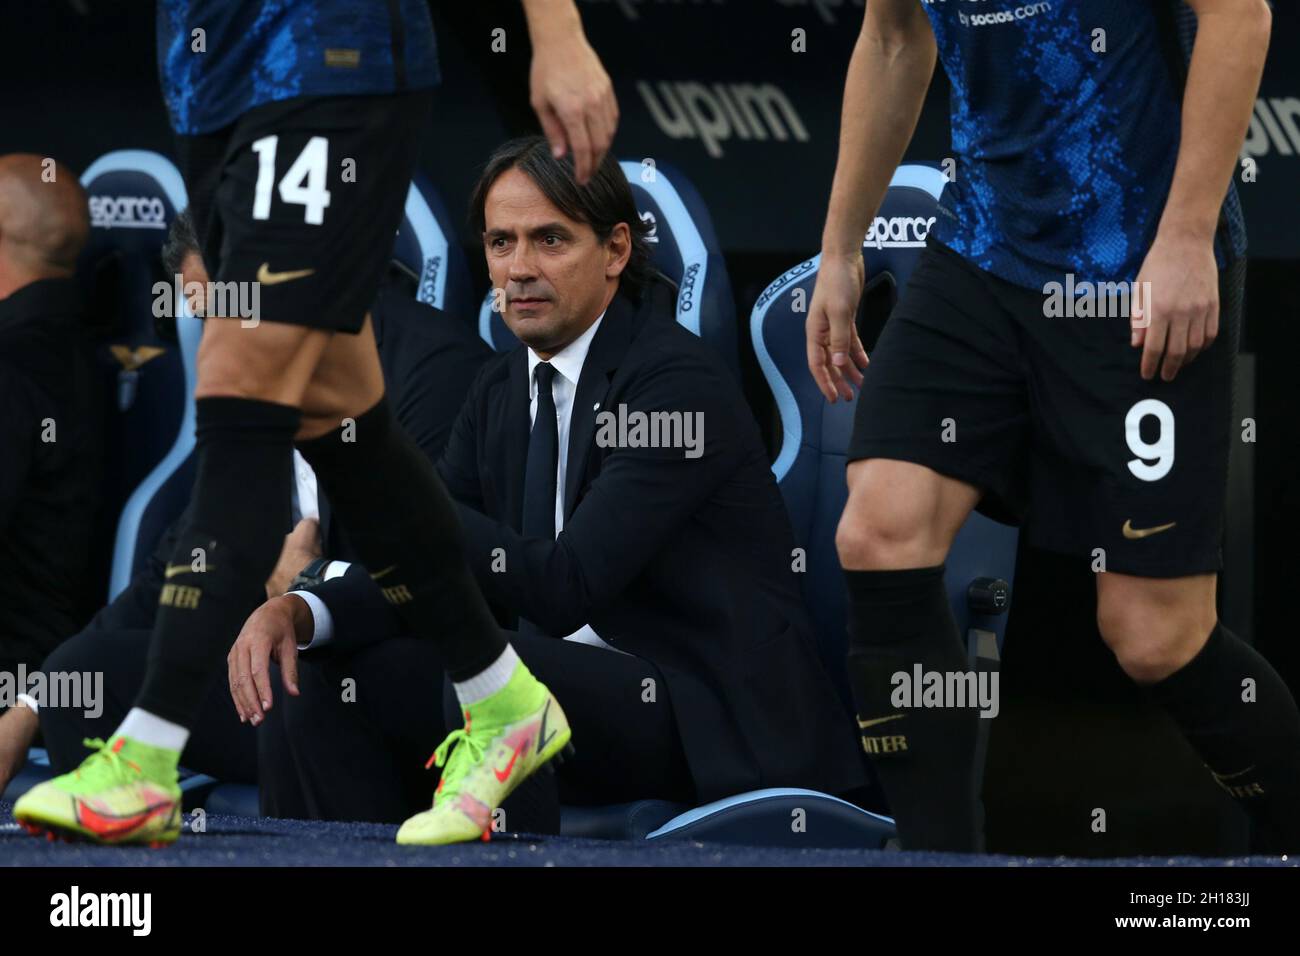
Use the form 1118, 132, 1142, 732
838, 458, 981, 569
297, 313, 386, 439
838, 242, 1030, 568
1095, 571, 1218, 683
194, 316, 331, 406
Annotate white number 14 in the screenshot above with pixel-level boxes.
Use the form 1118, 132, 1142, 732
251, 135, 331, 225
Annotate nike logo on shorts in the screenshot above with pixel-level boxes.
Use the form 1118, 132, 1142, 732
256, 263, 316, 285
1122, 519, 1177, 540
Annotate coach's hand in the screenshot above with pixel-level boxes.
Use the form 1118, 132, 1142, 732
528, 19, 617, 185
265, 517, 322, 600
807, 251, 869, 402
1132, 233, 1219, 382
228, 594, 310, 725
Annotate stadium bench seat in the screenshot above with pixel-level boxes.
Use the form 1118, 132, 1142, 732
477, 159, 739, 375
750, 162, 1019, 708
391, 172, 475, 317
78, 150, 196, 603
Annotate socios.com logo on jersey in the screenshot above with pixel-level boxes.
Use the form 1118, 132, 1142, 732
89, 195, 167, 230
863, 216, 936, 250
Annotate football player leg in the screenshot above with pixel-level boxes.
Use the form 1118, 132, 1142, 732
837, 458, 984, 852
14, 317, 325, 845
1097, 572, 1300, 851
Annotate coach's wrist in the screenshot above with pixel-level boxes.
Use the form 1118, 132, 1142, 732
281, 593, 316, 645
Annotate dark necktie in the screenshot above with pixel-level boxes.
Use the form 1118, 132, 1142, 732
519, 363, 559, 638
522, 362, 559, 541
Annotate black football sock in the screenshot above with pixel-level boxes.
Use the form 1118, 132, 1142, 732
845, 565, 981, 852
1146, 623, 1300, 851
137, 396, 300, 726
295, 396, 506, 680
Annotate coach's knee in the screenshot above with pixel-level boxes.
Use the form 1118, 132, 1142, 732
1096, 574, 1217, 684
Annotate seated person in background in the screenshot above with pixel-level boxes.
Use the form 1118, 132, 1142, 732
0, 208, 492, 795
0, 154, 101, 691
242, 138, 867, 833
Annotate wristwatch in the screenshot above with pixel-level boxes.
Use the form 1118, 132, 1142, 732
288, 557, 331, 592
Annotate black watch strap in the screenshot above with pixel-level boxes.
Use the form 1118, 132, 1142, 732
288, 557, 331, 592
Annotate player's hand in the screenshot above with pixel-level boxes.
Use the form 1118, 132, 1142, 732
807, 251, 869, 402
0, 704, 40, 794
264, 517, 322, 600
1132, 232, 1219, 382
227, 594, 310, 725
529, 25, 618, 185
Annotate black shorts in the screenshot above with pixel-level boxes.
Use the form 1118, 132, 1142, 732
175, 90, 432, 333
848, 239, 1244, 578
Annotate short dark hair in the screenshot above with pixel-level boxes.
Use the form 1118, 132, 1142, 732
161, 207, 199, 276
469, 136, 654, 298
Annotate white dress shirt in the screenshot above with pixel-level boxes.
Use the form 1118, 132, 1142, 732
526, 313, 614, 650
291, 449, 319, 522
287, 450, 348, 648
294, 312, 616, 652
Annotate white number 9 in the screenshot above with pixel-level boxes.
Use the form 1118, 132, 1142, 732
1125, 399, 1174, 482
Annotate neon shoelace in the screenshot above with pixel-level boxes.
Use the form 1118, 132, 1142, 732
72, 737, 142, 783
424, 723, 486, 805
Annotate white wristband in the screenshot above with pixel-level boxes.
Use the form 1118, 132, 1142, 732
15, 693, 39, 714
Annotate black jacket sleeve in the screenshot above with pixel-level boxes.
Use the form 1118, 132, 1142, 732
455, 349, 745, 636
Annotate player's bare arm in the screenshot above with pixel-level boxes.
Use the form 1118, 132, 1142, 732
1135, 0, 1271, 382
522, 0, 618, 186
807, 0, 936, 403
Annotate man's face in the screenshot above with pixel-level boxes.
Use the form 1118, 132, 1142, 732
482, 167, 629, 357
180, 251, 208, 315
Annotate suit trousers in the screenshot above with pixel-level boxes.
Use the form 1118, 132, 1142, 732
258, 631, 696, 831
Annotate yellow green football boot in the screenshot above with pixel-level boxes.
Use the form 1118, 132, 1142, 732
13, 736, 182, 846
397, 662, 573, 846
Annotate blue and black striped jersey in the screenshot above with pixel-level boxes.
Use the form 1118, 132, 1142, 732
157, 0, 440, 135
919, 0, 1246, 289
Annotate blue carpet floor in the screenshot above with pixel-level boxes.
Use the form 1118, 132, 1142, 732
1, 799, 1293, 867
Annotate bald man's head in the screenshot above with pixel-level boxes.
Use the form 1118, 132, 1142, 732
0, 154, 90, 288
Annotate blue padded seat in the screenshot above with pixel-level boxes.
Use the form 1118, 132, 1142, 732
78, 150, 197, 602
391, 172, 475, 317
647, 788, 895, 849
750, 163, 1019, 707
